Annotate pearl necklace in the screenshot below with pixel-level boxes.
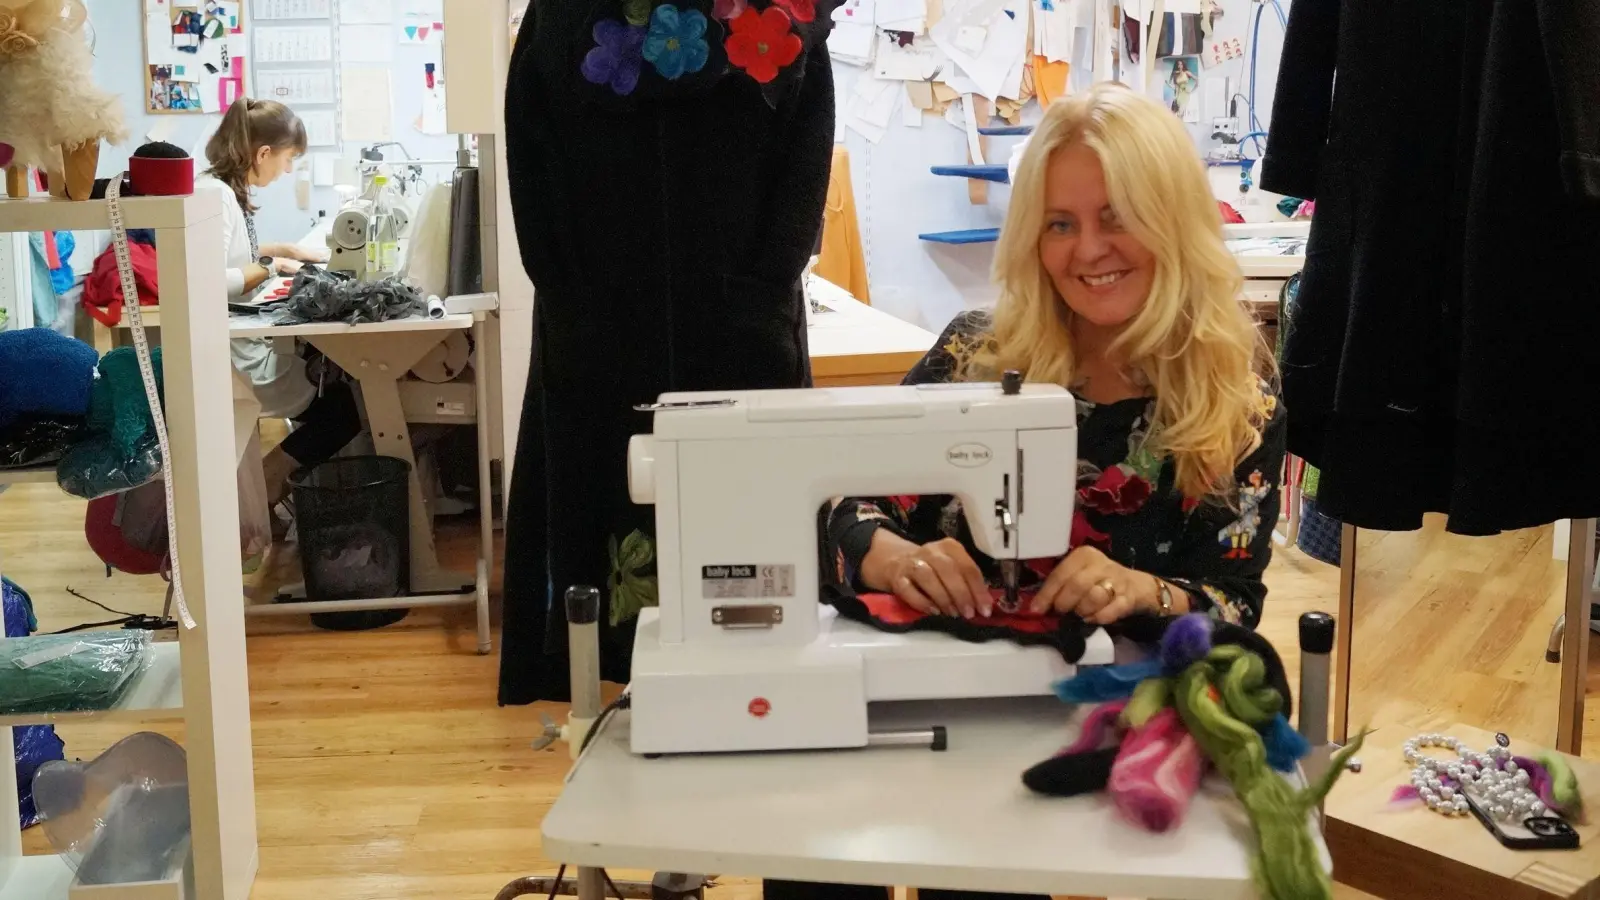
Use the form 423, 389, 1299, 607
1405, 733, 1547, 823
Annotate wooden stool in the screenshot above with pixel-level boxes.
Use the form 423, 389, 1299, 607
1326, 723, 1600, 899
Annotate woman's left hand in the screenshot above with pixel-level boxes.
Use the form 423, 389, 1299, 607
1028, 546, 1156, 624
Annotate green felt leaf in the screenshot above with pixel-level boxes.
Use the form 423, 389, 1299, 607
623, 0, 651, 26
607, 529, 658, 626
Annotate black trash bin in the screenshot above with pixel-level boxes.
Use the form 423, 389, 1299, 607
289, 455, 410, 631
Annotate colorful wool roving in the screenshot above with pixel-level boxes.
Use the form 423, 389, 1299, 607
1022, 613, 1365, 900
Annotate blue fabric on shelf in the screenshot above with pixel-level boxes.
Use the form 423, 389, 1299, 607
0, 327, 97, 431
26, 234, 60, 332
2, 576, 66, 831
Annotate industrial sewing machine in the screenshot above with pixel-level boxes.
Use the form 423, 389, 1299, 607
622, 375, 1115, 756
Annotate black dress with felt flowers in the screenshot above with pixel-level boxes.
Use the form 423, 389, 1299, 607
825, 311, 1288, 629
499, 0, 839, 704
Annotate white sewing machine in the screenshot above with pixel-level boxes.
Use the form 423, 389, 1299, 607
623, 377, 1115, 756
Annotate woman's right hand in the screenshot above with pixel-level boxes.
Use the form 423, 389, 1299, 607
861, 532, 992, 619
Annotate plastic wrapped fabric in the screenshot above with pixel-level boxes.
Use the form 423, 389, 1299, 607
399, 181, 453, 299
0, 415, 88, 470
4, 576, 68, 830
55, 345, 167, 499
32, 732, 190, 885
0, 632, 154, 715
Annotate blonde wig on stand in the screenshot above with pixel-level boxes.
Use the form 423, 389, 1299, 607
978, 82, 1269, 500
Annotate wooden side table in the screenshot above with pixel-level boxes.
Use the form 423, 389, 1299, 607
1326, 723, 1600, 899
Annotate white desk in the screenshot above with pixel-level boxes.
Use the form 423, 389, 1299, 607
234, 275, 493, 653
543, 697, 1325, 900
806, 277, 939, 386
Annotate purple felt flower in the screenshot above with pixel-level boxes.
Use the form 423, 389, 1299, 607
581, 19, 647, 96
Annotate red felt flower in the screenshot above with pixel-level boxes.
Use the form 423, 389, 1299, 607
1181, 495, 1201, 514
772, 0, 816, 22
725, 6, 802, 83
1070, 509, 1111, 551
888, 494, 918, 514
1079, 465, 1153, 515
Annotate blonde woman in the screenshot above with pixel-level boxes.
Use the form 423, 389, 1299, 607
824, 83, 1284, 641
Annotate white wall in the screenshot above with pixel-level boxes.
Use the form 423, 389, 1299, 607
838, 0, 1290, 331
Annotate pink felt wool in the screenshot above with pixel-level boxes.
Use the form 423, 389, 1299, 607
1108, 706, 1204, 832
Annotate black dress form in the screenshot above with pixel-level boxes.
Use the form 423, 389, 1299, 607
499, 0, 839, 703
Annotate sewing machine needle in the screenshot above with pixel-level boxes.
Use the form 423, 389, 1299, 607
1000, 559, 1019, 613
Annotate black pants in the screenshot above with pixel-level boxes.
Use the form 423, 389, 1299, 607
279, 380, 362, 467
763, 882, 1047, 900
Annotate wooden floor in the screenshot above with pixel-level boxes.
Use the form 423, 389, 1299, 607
1, 476, 1595, 900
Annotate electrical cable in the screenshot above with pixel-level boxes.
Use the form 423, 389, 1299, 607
579, 691, 632, 756
45, 587, 175, 634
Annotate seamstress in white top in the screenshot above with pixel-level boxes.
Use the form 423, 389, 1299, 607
196, 97, 363, 506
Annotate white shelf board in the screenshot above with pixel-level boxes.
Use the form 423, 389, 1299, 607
0, 467, 56, 486
0, 641, 183, 728
0, 192, 221, 234
229, 311, 476, 338
0, 853, 75, 900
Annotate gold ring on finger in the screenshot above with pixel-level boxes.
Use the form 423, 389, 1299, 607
1098, 579, 1117, 597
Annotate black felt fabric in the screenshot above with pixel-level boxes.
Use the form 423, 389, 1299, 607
498, 0, 840, 704
1021, 746, 1120, 797
1260, 0, 1600, 535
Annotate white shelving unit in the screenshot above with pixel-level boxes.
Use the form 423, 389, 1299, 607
0, 192, 258, 900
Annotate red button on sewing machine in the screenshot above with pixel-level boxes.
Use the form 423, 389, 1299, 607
748, 698, 771, 718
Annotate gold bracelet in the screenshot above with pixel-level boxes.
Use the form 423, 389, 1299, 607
1152, 575, 1175, 615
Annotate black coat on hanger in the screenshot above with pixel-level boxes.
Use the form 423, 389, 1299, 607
499, 0, 838, 703
1262, 0, 1600, 535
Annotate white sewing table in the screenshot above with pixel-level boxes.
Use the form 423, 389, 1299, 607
543, 696, 1326, 900
229, 292, 494, 653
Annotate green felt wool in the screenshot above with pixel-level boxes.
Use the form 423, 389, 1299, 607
1123, 676, 1171, 728
1174, 646, 1366, 900
1537, 751, 1585, 820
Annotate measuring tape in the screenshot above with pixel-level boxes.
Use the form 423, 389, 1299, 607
106, 176, 197, 631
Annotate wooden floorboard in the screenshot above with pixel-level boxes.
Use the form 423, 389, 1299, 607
0, 478, 1591, 899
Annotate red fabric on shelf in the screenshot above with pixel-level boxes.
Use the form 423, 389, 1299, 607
81, 243, 159, 327
856, 590, 1058, 633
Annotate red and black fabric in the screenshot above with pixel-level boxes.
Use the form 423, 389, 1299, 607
823, 583, 1168, 663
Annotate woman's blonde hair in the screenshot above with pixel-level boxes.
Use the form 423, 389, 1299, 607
203, 97, 306, 214
977, 82, 1270, 500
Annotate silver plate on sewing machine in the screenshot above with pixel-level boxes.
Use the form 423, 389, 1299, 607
712, 604, 784, 628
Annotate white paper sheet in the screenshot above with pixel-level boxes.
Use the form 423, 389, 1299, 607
832, 0, 875, 22
944, 96, 966, 129
339, 0, 394, 23
145, 117, 180, 143
340, 67, 393, 140
961, 93, 985, 164
256, 69, 336, 104
873, 33, 945, 80
145, 12, 179, 65
200, 75, 223, 112
167, 61, 201, 82
311, 154, 336, 186
251, 0, 331, 19
340, 25, 394, 61
301, 109, 338, 146
828, 21, 876, 63
1034, 0, 1076, 63
929, 0, 1029, 100
254, 25, 332, 62
875, 0, 927, 25
846, 77, 897, 143
901, 88, 924, 126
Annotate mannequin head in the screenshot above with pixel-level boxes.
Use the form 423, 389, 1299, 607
203, 97, 307, 213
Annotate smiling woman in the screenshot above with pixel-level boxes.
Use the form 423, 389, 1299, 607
815, 84, 1286, 732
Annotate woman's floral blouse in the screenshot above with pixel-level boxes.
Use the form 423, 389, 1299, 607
824, 310, 1287, 629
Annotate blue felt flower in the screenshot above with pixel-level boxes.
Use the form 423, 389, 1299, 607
581, 19, 647, 96
643, 5, 709, 81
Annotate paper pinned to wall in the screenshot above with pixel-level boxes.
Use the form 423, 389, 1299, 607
340, 25, 394, 61
829, 21, 876, 63
901, 88, 924, 126
961, 93, 985, 164
873, 32, 945, 80
833, 0, 875, 21
311, 154, 336, 186
255, 25, 332, 62
340, 67, 393, 141
200, 75, 223, 112
875, 0, 928, 31
339, 0, 394, 23
929, 0, 1029, 100
845, 77, 897, 143
301, 109, 338, 147
256, 69, 335, 104
1033, 0, 1075, 62
251, 0, 331, 19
